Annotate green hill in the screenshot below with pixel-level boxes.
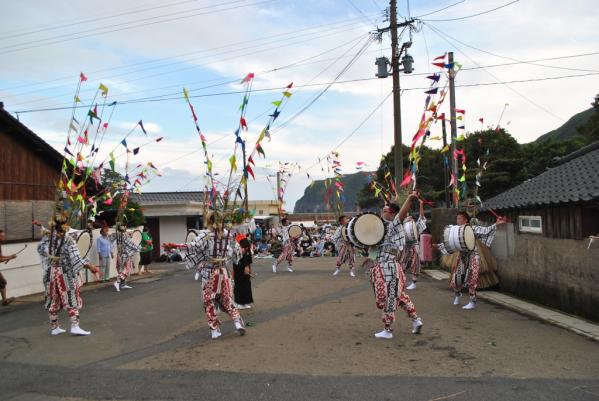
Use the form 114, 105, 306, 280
534, 108, 593, 143
293, 171, 372, 213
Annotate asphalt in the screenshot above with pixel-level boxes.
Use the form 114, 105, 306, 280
0, 257, 598, 401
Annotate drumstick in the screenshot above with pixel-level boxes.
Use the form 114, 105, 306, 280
3, 245, 27, 264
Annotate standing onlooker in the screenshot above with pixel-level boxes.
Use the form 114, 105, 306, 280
233, 238, 254, 309
139, 227, 154, 274
96, 226, 114, 282
0, 229, 16, 306
254, 224, 263, 243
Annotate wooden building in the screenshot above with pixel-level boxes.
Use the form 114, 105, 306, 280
0, 102, 63, 241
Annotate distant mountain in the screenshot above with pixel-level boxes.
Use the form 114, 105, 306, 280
534, 108, 593, 143
293, 171, 372, 213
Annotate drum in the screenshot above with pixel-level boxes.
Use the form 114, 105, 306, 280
75, 230, 92, 259
186, 229, 202, 243
403, 220, 419, 242
347, 212, 386, 248
131, 229, 143, 246
288, 224, 303, 239
442, 224, 475, 253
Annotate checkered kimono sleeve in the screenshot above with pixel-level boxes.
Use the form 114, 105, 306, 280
280, 227, 290, 244
472, 223, 497, 247
377, 214, 405, 260
122, 235, 141, 259
416, 216, 427, 235
183, 232, 210, 269
62, 235, 88, 275
332, 226, 342, 247
437, 241, 450, 256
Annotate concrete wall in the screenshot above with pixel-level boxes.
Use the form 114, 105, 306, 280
430, 208, 457, 244
158, 216, 187, 246
491, 224, 599, 322
0, 228, 141, 298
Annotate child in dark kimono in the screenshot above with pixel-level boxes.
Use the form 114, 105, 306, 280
234, 238, 254, 309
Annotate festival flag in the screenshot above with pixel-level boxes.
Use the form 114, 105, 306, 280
74, 96, 81, 103
99, 83, 109, 96
478, 117, 484, 124
246, 165, 255, 179
229, 155, 237, 172
433, 54, 446, 61
133, 147, 140, 155
155, 137, 163, 142
426, 73, 440, 82
239, 73, 254, 84
432, 62, 445, 68
121, 139, 127, 148
138, 120, 147, 135
282, 91, 292, 98
240, 117, 248, 131
272, 100, 282, 107
256, 143, 265, 157
424, 88, 438, 95
456, 109, 465, 114
80, 72, 88, 82
183, 88, 190, 100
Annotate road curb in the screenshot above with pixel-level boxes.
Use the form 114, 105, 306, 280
422, 269, 599, 342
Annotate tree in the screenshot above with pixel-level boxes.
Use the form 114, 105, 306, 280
577, 93, 599, 143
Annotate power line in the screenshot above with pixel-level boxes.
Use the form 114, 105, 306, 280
1, 14, 375, 93
9, 31, 369, 112
422, 0, 520, 22
5, 23, 368, 108
0, 0, 199, 41
0, 0, 276, 55
345, 0, 377, 26
423, 23, 567, 122
425, 23, 599, 74
413, 0, 465, 18
12, 72, 599, 115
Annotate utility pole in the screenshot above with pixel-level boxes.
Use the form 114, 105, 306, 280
448, 51, 458, 208
441, 117, 450, 208
390, 0, 402, 195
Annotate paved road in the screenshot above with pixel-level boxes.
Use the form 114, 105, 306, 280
1, 257, 598, 400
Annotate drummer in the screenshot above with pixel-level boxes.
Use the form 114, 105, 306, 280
182, 212, 246, 339
111, 224, 141, 292
400, 198, 427, 290
331, 215, 355, 277
272, 218, 297, 273
434, 212, 506, 310
369, 192, 423, 339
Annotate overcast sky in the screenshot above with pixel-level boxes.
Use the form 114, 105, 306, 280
1, 0, 598, 210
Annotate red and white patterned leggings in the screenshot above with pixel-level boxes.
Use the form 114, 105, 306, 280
450, 252, 480, 299
202, 267, 241, 330
336, 242, 355, 268
47, 265, 82, 328
371, 263, 417, 329
275, 243, 295, 267
400, 245, 421, 282
117, 257, 133, 282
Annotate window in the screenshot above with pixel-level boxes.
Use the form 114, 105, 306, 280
259, 210, 263, 215
519, 215, 542, 234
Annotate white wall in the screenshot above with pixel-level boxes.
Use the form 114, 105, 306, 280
158, 216, 188, 247
0, 227, 142, 298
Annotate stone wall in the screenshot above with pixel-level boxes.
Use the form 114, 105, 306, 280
492, 224, 599, 322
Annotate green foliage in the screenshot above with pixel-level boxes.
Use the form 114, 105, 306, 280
293, 171, 371, 213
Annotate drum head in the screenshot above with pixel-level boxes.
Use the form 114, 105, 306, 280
186, 229, 200, 243
463, 225, 476, 251
76, 230, 92, 258
131, 230, 143, 245
352, 213, 385, 246
288, 224, 303, 239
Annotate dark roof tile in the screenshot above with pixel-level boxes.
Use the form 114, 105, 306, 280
484, 141, 599, 210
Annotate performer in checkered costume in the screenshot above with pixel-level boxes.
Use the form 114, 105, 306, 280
37, 218, 100, 336
436, 212, 505, 310
332, 215, 355, 277
110, 226, 141, 292
272, 218, 297, 273
369, 192, 423, 339
182, 214, 245, 339
399, 199, 427, 290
